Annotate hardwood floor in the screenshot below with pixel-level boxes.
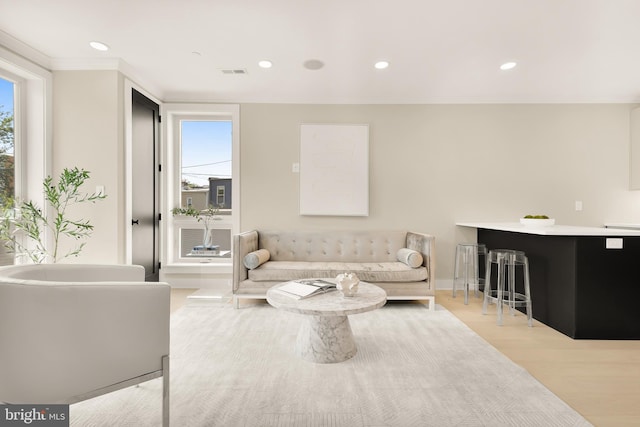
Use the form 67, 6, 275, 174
170, 288, 640, 426
437, 289, 640, 427
170, 288, 198, 313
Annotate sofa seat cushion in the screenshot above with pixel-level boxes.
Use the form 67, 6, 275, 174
247, 261, 428, 283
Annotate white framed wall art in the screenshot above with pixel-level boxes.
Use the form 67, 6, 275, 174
299, 124, 369, 216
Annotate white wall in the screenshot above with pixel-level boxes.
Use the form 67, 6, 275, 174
239, 103, 640, 283
52, 70, 124, 263
47, 77, 640, 282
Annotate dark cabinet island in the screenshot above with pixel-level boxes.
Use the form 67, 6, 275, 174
458, 222, 640, 339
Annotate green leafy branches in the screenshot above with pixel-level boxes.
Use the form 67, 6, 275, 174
0, 167, 106, 263
172, 203, 223, 248
172, 203, 222, 229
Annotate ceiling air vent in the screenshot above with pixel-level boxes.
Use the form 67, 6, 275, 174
221, 69, 248, 75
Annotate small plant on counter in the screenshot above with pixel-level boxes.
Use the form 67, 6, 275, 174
0, 167, 106, 263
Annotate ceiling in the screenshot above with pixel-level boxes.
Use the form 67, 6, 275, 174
2, 0, 640, 104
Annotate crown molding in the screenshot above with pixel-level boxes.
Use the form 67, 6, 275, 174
117, 60, 165, 101
0, 28, 164, 101
0, 29, 52, 71
49, 57, 122, 70
50, 57, 164, 100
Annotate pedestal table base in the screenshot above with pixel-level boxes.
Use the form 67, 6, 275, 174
295, 315, 357, 363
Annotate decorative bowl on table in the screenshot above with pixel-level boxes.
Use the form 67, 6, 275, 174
520, 216, 555, 227
336, 272, 360, 297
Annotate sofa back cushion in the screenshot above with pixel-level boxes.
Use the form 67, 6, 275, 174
258, 230, 407, 263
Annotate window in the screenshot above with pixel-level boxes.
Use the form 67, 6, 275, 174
177, 120, 233, 258
180, 120, 232, 211
0, 77, 14, 204
0, 77, 14, 266
163, 104, 239, 267
0, 45, 51, 266
216, 185, 225, 206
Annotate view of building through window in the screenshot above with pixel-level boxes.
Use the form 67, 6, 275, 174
180, 120, 232, 212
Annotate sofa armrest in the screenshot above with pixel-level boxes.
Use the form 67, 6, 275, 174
232, 230, 259, 293
406, 231, 436, 289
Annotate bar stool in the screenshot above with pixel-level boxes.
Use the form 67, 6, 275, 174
453, 243, 487, 304
482, 249, 533, 326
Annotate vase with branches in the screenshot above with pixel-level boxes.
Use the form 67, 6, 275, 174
0, 167, 106, 263
172, 204, 222, 251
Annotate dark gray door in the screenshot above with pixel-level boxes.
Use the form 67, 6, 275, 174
131, 89, 160, 281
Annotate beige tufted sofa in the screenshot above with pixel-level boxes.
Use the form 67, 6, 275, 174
233, 230, 435, 310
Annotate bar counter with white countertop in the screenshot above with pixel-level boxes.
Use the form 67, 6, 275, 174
457, 222, 640, 339
457, 222, 640, 236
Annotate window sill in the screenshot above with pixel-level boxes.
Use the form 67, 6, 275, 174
162, 262, 232, 275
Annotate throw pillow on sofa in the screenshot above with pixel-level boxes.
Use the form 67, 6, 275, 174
397, 248, 423, 268
243, 249, 271, 269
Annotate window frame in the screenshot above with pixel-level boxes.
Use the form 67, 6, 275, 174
162, 103, 239, 268
0, 44, 52, 264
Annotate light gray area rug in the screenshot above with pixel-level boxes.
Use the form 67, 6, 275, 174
71, 302, 592, 427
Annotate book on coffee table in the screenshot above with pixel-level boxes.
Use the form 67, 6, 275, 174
276, 279, 337, 299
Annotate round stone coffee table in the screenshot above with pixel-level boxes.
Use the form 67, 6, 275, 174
266, 281, 387, 363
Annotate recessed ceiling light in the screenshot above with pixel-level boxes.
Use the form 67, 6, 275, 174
89, 41, 109, 51
258, 60, 273, 69
500, 62, 517, 70
374, 61, 390, 69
